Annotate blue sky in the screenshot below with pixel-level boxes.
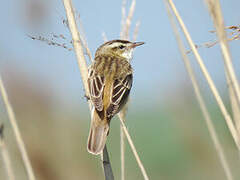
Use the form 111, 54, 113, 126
0, 0, 240, 107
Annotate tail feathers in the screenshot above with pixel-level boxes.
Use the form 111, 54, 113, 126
87, 110, 109, 155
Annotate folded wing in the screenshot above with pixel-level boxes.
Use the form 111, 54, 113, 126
88, 68, 104, 112
106, 74, 133, 120
88, 66, 133, 120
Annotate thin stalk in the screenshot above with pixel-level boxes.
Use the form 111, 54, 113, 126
119, 115, 149, 180
76, 16, 93, 63
122, 0, 136, 40
62, 0, 89, 96
132, 21, 141, 42
167, 0, 240, 150
0, 124, 16, 180
119, 1, 136, 178
225, 69, 240, 134
120, 0, 127, 38
118, 108, 127, 180
119, 3, 140, 178
165, 2, 234, 179
0, 76, 36, 180
119, 2, 144, 178
120, 127, 125, 180
62, 0, 114, 179
205, 0, 240, 135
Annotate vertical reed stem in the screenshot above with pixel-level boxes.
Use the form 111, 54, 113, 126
0, 76, 35, 180
165, 2, 234, 179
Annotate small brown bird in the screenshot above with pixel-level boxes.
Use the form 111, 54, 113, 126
87, 39, 144, 155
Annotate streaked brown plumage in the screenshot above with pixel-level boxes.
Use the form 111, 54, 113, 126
87, 40, 144, 155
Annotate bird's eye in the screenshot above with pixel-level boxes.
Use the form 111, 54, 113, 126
119, 45, 125, 49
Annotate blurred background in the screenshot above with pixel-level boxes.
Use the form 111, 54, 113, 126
0, 0, 240, 179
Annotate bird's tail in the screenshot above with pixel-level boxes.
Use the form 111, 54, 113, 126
87, 109, 109, 155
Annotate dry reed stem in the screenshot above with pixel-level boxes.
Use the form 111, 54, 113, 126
225, 68, 240, 135
62, 0, 114, 179
119, 3, 141, 179
132, 21, 141, 42
167, 0, 240, 150
119, 106, 129, 180
122, 0, 136, 40
205, 0, 240, 135
120, 125, 125, 180
0, 141, 15, 180
120, 0, 127, 177
62, 0, 90, 95
165, 2, 234, 179
119, 18, 141, 178
0, 124, 16, 180
119, 116, 149, 180
120, 1, 136, 178
0, 77, 36, 180
118, 109, 127, 180
120, 0, 127, 38
76, 14, 94, 63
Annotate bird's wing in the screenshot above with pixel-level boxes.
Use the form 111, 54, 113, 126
88, 66, 104, 112
106, 73, 133, 119
88, 64, 133, 120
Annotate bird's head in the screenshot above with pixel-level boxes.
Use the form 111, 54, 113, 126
95, 40, 144, 61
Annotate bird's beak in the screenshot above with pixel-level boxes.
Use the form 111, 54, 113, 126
131, 42, 145, 48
